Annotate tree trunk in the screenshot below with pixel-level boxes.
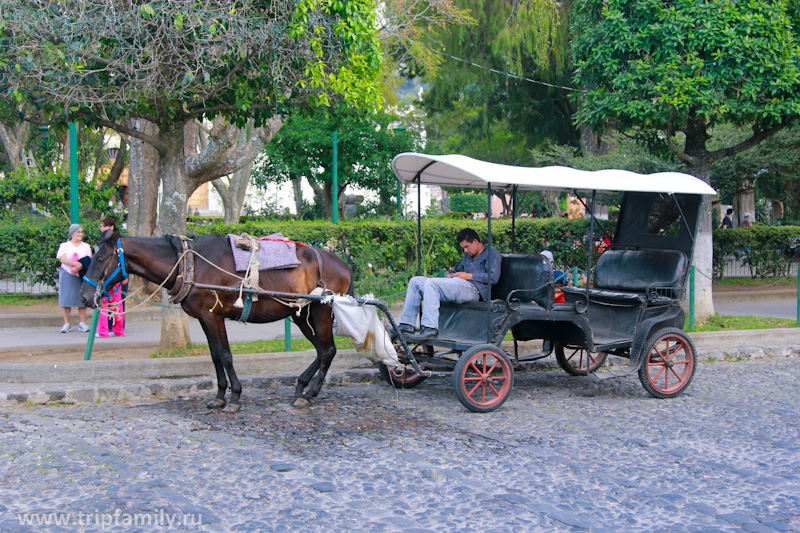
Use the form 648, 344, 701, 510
103, 134, 128, 190
0, 121, 30, 172
291, 174, 304, 216
212, 125, 256, 224
733, 179, 756, 226
127, 119, 160, 237
687, 165, 715, 322
154, 122, 192, 352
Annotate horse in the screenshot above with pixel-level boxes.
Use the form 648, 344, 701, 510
81, 229, 353, 412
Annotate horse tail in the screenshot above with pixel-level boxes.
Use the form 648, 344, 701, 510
347, 266, 355, 297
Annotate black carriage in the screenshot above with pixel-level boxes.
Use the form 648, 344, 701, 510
380, 153, 717, 412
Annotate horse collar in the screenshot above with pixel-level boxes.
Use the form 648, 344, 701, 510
169, 238, 195, 305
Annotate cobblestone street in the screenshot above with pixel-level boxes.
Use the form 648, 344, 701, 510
1, 356, 799, 532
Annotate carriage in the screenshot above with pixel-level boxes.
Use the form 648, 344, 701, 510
81, 152, 715, 414
379, 153, 717, 413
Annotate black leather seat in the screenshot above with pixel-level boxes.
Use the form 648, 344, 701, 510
562, 247, 687, 305
492, 253, 554, 309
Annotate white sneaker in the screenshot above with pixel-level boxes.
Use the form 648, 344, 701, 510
60, 323, 72, 333
77, 322, 90, 332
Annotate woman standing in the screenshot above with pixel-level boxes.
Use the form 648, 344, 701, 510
56, 223, 92, 333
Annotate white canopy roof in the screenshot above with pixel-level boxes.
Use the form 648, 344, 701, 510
392, 153, 717, 195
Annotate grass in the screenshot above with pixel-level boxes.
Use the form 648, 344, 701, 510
0, 293, 57, 306
714, 276, 797, 288
694, 314, 798, 332
151, 337, 356, 358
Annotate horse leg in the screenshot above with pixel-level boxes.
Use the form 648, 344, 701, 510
199, 318, 242, 413
291, 309, 322, 406
293, 303, 337, 407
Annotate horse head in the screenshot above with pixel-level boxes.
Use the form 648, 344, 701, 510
80, 228, 124, 308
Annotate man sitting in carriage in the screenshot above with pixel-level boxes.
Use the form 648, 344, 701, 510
399, 228, 501, 342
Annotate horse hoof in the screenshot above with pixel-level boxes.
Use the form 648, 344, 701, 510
207, 398, 227, 409
223, 403, 241, 414
292, 397, 311, 409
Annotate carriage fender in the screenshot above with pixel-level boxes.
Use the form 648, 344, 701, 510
331, 295, 400, 367
629, 306, 686, 370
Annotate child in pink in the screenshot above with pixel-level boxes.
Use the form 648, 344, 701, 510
95, 216, 126, 338
96, 284, 125, 337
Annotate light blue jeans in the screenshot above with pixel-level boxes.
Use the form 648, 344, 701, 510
399, 276, 480, 329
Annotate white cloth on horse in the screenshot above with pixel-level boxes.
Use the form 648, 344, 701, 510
227, 233, 301, 272
331, 294, 399, 366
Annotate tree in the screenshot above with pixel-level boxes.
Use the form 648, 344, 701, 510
251, 112, 423, 220
1, 0, 383, 350
572, 0, 800, 320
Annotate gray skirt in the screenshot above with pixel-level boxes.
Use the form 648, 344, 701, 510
58, 268, 85, 308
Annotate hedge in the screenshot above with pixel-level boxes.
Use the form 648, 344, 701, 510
712, 225, 800, 279
4, 218, 796, 297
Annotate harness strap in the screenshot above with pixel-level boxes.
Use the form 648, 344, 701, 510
169, 237, 195, 304
237, 294, 254, 324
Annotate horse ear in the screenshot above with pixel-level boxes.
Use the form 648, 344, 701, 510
101, 228, 115, 242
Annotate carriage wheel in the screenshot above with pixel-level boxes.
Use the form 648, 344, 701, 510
554, 344, 607, 376
453, 344, 514, 413
377, 343, 432, 389
638, 327, 696, 399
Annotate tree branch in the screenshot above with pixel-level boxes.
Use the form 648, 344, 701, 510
705, 118, 793, 164
88, 116, 166, 153
665, 116, 699, 167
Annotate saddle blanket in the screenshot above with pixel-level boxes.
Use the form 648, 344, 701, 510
227, 233, 301, 272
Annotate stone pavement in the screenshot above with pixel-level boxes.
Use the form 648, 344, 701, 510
0, 356, 799, 532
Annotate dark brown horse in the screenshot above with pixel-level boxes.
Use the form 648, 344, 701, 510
81, 229, 353, 412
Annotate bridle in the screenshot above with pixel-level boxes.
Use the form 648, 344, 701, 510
83, 239, 129, 306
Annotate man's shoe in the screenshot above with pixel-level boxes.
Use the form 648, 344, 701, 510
77, 322, 90, 332
398, 323, 415, 335
60, 323, 72, 333
409, 327, 438, 342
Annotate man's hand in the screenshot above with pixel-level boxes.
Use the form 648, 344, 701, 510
450, 272, 473, 280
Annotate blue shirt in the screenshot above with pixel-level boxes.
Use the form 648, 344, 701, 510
452, 245, 502, 300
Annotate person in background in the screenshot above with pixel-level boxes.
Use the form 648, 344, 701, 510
399, 228, 501, 342
56, 224, 92, 333
721, 207, 734, 229
741, 212, 753, 227
95, 217, 126, 338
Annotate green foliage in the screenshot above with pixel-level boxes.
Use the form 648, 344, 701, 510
573, 0, 800, 144
1, 0, 384, 124
0, 167, 115, 223
192, 217, 592, 296
713, 226, 800, 279
418, 0, 577, 164
450, 193, 488, 214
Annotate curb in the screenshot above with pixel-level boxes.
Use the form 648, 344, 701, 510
1, 334, 798, 408
0, 307, 161, 329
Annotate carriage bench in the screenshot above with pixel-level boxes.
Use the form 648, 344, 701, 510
436, 253, 554, 345
561, 247, 688, 307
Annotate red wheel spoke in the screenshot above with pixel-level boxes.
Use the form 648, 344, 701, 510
650, 366, 666, 382
486, 360, 499, 374
467, 382, 482, 397
463, 376, 482, 382
668, 366, 686, 383
488, 383, 500, 397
